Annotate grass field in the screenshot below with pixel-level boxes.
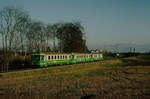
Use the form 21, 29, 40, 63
0, 56, 150, 99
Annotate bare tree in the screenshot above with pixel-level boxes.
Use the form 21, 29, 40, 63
46, 24, 53, 51
0, 6, 30, 52
0, 6, 30, 72
26, 21, 46, 52
56, 22, 86, 53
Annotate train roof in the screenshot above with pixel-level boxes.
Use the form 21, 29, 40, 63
32, 52, 102, 55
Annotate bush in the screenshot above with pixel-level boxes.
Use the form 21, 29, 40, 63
0, 55, 9, 72
137, 54, 150, 60
9, 55, 31, 69
103, 55, 115, 60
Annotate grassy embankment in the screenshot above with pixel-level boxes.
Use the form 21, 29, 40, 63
0, 55, 150, 99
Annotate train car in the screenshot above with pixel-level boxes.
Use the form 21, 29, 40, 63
31, 52, 103, 67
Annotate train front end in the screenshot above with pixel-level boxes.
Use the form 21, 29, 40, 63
31, 52, 45, 67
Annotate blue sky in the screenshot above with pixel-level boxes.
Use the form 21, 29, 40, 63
0, 0, 150, 52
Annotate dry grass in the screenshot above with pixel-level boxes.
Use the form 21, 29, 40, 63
0, 57, 150, 99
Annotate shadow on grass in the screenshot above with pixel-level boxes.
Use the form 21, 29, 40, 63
120, 58, 150, 66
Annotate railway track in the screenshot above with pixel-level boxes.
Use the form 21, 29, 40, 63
0, 61, 102, 74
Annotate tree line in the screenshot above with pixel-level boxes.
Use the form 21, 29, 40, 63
0, 6, 88, 53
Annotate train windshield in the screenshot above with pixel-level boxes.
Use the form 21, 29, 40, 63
32, 55, 40, 60
32, 55, 44, 60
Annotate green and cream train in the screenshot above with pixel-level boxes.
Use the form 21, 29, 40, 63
31, 52, 103, 67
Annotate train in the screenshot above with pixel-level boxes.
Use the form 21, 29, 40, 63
31, 52, 103, 67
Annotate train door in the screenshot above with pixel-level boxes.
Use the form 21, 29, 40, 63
40, 55, 45, 67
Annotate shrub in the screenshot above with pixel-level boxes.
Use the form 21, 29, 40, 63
9, 54, 31, 69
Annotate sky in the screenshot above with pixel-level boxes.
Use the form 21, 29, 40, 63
0, 0, 150, 52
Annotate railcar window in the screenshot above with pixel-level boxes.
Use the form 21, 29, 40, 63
48, 56, 50, 60
64, 55, 65, 59
69, 56, 71, 59
65, 56, 67, 59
